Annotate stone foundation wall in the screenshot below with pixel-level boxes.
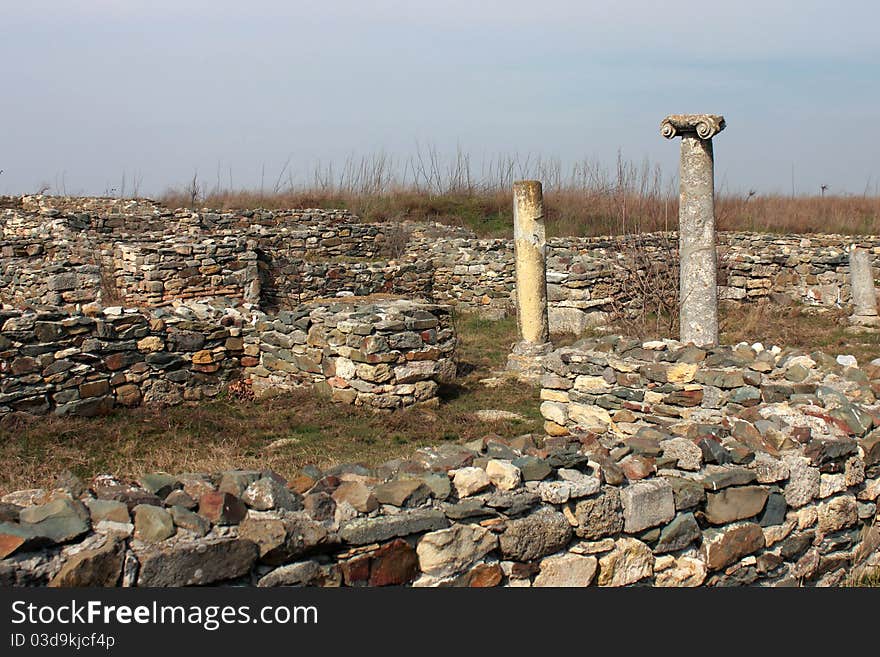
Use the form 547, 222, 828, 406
2, 200, 413, 312
258, 257, 434, 310
0, 300, 455, 417
111, 236, 259, 307
0, 239, 103, 308
538, 335, 880, 437
412, 231, 880, 332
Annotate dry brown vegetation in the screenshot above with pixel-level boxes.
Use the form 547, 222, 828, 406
719, 302, 880, 364
159, 152, 880, 238
602, 300, 880, 365
846, 567, 880, 587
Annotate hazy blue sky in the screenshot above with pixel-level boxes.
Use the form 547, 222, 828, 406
2, 1, 878, 197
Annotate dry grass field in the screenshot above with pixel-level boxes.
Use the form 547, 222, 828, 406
159, 153, 880, 238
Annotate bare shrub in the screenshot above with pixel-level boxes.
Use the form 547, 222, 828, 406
381, 223, 412, 260
226, 379, 255, 402
609, 233, 679, 338
98, 263, 124, 306
186, 171, 202, 210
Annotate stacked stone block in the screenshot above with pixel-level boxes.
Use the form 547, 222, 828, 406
0, 305, 245, 417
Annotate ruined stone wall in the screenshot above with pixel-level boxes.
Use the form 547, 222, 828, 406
242, 299, 456, 410
2, 200, 417, 311
0, 238, 103, 308
525, 336, 880, 585
0, 300, 455, 417
0, 404, 876, 587
4, 198, 880, 324
17, 195, 166, 218
0, 305, 245, 417
111, 236, 259, 307
258, 258, 434, 310
538, 336, 880, 438
410, 231, 880, 332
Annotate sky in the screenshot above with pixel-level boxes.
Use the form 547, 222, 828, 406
2, 0, 879, 197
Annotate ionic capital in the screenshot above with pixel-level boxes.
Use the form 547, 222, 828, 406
661, 114, 726, 140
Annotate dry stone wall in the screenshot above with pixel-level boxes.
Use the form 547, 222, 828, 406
2, 198, 395, 311
0, 410, 876, 587
3, 197, 880, 326
112, 236, 259, 307
412, 231, 880, 334
0, 304, 246, 417
258, 258, 434, 309
538, 335, 880, 439
0, 197, 880, 320
0, 300, 454, 417
242, 299, 455, 410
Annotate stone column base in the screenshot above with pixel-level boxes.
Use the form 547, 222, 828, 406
505, 341, 553, 383
849, 314, 880, 327
846, 315, 880, 334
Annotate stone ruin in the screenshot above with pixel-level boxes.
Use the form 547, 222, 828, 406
0, 371, 877, 586
0, 301, 455, 416
1, 184, 878, 588
1, 198, 457, 415
2, 125, 880, 586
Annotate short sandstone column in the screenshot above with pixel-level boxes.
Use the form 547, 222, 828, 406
513, 180, 549, 345
848, 246, 880, 327
661, 114, 726, 346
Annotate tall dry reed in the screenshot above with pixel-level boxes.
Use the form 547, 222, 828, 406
156, 150, 880, 238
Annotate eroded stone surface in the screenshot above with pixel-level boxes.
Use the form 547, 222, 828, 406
598, 537, 654, 587
417, 524, 497, 579
620, 479, 674, 533
534, 553, 598, 587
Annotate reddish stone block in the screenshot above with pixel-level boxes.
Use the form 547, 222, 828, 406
468, 563, 503, 587
198, 491, 247, 525
368, 539, 419, 586
619, 454, 655, 481
0, 533, 26, 559
340, 555, 371, 586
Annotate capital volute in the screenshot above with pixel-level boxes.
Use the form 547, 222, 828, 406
661, 114, 726, 140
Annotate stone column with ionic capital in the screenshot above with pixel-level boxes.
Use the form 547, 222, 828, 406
661, 114, 726, 346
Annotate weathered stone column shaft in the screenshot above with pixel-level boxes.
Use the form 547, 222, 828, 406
679, 135, 718, 346
849, 246, 879, 324
513, 180, 549, 344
